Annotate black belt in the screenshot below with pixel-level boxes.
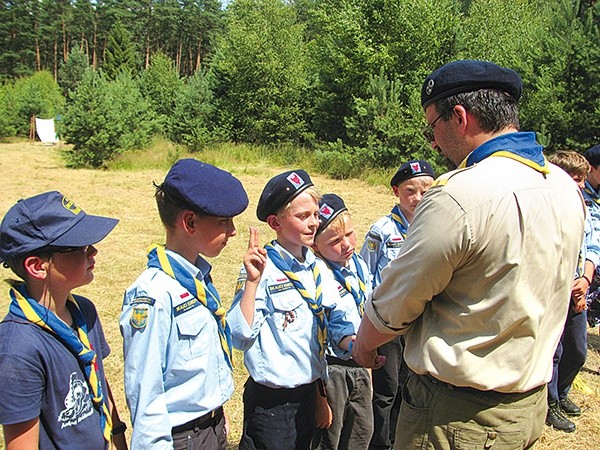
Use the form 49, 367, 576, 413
326, 355, 361, 368
171, 406, 223, 434
423, 374, 544, 400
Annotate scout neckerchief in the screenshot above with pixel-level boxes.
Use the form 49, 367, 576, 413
390, 205, 410, 240
458, 131, 550, 174
583, 180, 600, 205
146, 244, 234, 372
7, 281, 113, 444
265, 242, 328, 358
324, 254, 367, 317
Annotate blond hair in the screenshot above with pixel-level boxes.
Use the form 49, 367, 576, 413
548, 150, 590, 177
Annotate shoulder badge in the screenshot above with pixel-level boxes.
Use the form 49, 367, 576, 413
130, 305, 149, 330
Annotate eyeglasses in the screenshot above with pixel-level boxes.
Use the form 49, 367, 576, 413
53, 246, 90, 254
422, 106, 454, 142
38, 245, 91, 256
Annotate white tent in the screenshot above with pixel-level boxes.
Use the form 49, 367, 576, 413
35, 118, 59, 144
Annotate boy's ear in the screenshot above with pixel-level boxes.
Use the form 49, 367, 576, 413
179, 210, 197, 234
392, 185, 400, 197
23, 256, 49, 281
266, 214, 280, 231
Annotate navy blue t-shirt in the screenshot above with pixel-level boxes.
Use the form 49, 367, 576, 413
0, 295, 110, 449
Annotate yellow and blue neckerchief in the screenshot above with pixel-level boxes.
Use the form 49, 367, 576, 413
323, 254, 367, 317
8, 281, 113, 444
265, 242, 328, 358
583, 180, 600, 205
390, 205, 409, 240
146, 244, 234, 372
458, 131, 550, 175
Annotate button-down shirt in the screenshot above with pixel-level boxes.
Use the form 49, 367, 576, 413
367, 156, 585, 393
228, 242, 354, 388
120, 250, 233, 449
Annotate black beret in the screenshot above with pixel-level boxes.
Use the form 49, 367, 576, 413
317, 193, 348, 236
421, 60, 522, 108
257, 170, 313, 222
390, 160, 435, 187
161, 158, 249, 217
584, 144, 600, 167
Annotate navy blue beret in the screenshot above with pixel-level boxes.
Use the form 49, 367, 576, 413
584, 144, 600, 167
0, 191, 118, 263
390, 160, 435, 187
257, 170, 313, 222
421, 60, 522, 108
317, 193, 348, 236
161, 158, 248, 217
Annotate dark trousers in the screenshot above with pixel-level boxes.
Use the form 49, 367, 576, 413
548, 308, 588, 403
369, 336, 409, 450
172, 407, 227, 450
239, 378, 316, 450
312, 362, 373, 449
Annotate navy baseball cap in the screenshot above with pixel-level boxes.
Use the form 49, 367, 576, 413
0, 191, 119, 263
390, 160, 435, 187
317, 194, 348, 236
160, 158, 249, 217
257, 170, 314, 222
584, 144, 600, 167
421, 60, 522, 108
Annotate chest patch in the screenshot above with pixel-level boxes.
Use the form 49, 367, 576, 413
268, 281, 294, 294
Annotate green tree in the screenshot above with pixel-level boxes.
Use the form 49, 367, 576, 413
212, 0, 311, 144
62, 69, 155, 167
140, 52, 183, 132
0, 0, 40, 79
58, 45, 90, 97
0, 82, 18, 138
9, 70, 65, 136
102, 21, 139, 79
170, 70, 221, 150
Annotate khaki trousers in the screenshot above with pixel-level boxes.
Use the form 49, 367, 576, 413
395, 372, 546, 450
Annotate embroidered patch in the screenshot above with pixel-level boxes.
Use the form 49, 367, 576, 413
386, 240, 403, 249
131, 296, 155, 306
268, 281, 294, 294
131, 305, 149, 329
287, 172, 305, 189
366, 236, 379, 253
173, 298, 200, 317
319, 202, 334, 219
337, 285, 350, 297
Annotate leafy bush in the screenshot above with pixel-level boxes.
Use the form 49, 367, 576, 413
8, 71, 65, 136
61, 69, 156, 167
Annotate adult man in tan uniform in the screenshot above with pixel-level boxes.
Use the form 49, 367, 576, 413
352, 60, 585, 449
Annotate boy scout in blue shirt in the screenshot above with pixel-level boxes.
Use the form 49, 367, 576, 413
0, 191, 126, 450
120, 159, 249, 450
359, 160, 434, 450
228, 170, 355, 450
583, 144, 600, 326
311, 194, 374, 450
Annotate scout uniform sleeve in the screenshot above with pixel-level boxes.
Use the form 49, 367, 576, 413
359, 226, 383, 289
120, 287, 173, 450
228, 265, 272, 351
585, 215, 600, 269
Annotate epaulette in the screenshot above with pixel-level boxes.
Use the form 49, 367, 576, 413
430, 165, 474, 188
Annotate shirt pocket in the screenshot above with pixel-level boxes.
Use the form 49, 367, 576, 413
175, 309, 210, 361
270, 294, 307, 333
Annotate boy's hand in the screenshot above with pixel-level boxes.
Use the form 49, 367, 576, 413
571, 277, 589, 313
244, 227, 267, 283
315, 392, 333, 429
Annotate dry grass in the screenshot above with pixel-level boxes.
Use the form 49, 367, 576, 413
0, 142, 599, 449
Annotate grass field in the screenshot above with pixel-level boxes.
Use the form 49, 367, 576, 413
0, 142, 599, 449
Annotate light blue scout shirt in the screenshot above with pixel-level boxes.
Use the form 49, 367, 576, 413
321, 254, 372, 360
120, 250, 233, 450
583, 181, 600, 267
580, 213, 600, 276
228, 241, 354, 388
360, 206, 409, 288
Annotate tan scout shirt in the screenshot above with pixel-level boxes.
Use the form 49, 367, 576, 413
366, 156, 585, 393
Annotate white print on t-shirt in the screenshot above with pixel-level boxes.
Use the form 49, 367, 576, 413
58, 372, 94, 428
